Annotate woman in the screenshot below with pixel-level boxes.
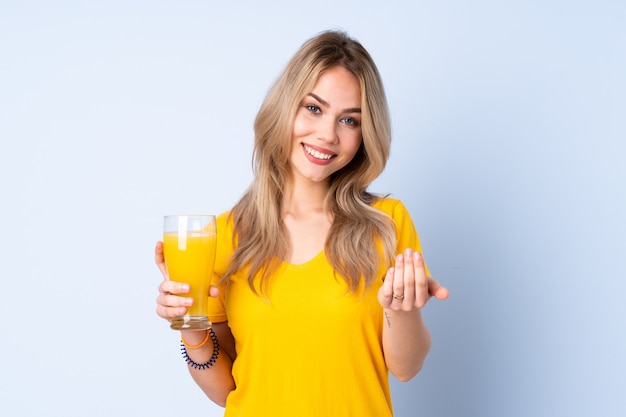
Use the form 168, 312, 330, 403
155, 30, 448, 416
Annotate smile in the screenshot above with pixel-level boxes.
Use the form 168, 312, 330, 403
303, 144, 334, 160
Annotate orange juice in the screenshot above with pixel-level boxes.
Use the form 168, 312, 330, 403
163, 231, 217, 319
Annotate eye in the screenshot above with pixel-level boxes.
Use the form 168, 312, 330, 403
341, 117, 360, 127
305, 104, 321, 114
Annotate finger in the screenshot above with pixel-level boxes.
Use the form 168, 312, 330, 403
428, 277, 450, 300
208, 285, 221, 298
412, 251, 430, 308
158, 280, 190, 295
155, 290, 193, 320
156, 292, 193, 308
378, 267, 395, 307
155, 241, 168, 277
156, 304, 188, 320
392, 253, 405, 303
401, 249, 416, 308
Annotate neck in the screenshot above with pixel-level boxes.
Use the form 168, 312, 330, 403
282, 176, 330, 216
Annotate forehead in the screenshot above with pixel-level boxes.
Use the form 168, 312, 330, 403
310, 66, 361, 106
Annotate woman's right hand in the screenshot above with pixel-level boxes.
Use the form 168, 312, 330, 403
154, 241, 194, 321
154, 241, 220, 322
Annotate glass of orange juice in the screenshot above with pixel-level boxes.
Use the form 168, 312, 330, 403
163, 215, 217, 330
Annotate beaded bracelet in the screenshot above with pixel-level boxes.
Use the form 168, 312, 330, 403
180, 328, 220, 370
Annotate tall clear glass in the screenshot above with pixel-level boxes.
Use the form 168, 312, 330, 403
163, 215, 217, 330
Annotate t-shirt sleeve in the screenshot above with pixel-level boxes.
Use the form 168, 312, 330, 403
207, 274, 228, 324
206, 211, 232, 324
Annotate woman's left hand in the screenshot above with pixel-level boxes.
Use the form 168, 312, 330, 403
378, 248, 449, 311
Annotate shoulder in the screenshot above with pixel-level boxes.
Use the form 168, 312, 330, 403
371, 196, 410, 218
371, 196, 417, 237
215, 210, 234, 250
216, 210, 233, 231
214, 211, 235, 274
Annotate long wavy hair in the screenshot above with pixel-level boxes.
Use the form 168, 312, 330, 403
222, 30, 396, 295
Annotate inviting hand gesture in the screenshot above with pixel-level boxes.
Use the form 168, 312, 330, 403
378, 248, 449, 311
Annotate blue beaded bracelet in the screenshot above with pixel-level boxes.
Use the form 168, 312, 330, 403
180, 328, 220, 370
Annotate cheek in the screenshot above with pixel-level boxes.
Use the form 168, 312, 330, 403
291, 111, 309, 138
344, 133, 363, 157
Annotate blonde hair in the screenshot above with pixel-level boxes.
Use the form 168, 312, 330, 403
223, 30, 396, 294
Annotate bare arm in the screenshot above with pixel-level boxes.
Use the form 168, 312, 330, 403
378, 248, 449, 381
178, 323, 236, 406
155, 241, 236, 406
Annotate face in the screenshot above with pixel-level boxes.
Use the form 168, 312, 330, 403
288, 66, 363, 186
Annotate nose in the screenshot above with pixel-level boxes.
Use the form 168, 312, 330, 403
317, 117, 338, 144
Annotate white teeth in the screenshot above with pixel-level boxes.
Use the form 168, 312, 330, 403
304, 145, 333, 160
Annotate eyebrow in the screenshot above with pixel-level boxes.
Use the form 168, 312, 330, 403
307, 93, 361, 113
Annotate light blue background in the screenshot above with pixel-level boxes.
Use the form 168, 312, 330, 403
1, 1, 624, 416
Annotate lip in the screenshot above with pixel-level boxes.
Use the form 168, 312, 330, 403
301, 143, 336, 165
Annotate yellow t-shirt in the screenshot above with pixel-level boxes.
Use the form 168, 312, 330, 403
207, 198, 426, 416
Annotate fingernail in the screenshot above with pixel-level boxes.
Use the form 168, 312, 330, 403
396, 254, 403, 262
181, 284, 190, 292
414, 252, 422, 261
405, 248, 412, 257
184, 298, 193, 306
